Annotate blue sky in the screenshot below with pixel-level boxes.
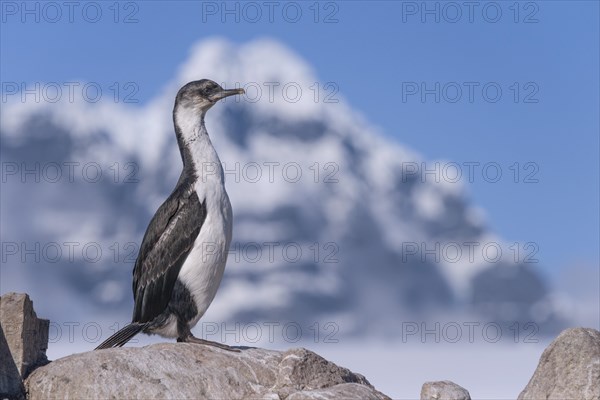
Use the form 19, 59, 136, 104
1, 1, 599, 279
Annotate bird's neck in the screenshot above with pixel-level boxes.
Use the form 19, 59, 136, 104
173, 107, 224, 185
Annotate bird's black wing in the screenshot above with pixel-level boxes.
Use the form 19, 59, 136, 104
131, 185, 206, 323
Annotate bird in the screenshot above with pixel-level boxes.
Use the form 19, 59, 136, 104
95, 80, 244, 351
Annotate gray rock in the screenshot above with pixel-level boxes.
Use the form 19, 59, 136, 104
1, 324, 25, 399
0, 293, 49, 399
519, 327, 600, 400
287, 383, 386, 399
421, 380, 471, 400
25, 344, 390, 400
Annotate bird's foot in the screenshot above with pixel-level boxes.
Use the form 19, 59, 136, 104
178, 335, 240, 352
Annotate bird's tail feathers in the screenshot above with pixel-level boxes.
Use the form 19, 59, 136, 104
94, 322, 147, 350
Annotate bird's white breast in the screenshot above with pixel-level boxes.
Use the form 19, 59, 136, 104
176, 113, 233, 328
178, 183, 232, 328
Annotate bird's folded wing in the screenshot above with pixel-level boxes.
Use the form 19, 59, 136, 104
132, 188, 206, 323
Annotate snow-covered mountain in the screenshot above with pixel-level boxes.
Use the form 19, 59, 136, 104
0, 38, 562, 338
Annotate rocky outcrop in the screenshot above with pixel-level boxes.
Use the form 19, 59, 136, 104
0, 293, 49, 399
421, 380, 471, 400
2, 292, 389, 399
25, 345, 389, 400
3, 292, 600, 400
518, 327, 600, 400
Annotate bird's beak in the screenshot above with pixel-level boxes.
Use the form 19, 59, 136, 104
209, 88, 245, 102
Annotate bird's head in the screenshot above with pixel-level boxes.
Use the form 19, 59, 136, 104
175, 79, 245, 114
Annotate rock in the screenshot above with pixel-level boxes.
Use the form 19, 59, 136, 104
420, 380, 471, 400
518, 327, 600, 400
0, 293, 49, 399
1, 324, 25, 399
25, 345, 390, 400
